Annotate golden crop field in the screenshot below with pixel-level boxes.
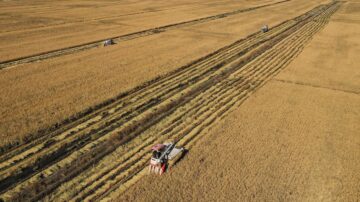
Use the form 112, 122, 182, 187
0, 0, 358, 201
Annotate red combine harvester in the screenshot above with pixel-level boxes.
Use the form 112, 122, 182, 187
149, 142, 184, 175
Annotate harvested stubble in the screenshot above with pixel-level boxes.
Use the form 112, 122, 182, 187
0, 2, 341, 201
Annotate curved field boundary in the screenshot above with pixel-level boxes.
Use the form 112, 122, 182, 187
0, 0, 292, 70
0, 2, 340, 201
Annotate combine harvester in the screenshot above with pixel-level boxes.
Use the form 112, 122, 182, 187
149, 142, 185, 175
103, 39, 115, 46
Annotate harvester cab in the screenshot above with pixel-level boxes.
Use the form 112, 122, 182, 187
103, 39, 115, 46
261, 25, 269, 33
149, 142, 184, 175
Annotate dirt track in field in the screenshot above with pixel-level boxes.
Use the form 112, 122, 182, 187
0, 2, 348, 201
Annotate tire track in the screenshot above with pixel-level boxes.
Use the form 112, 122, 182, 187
0, 0, 292, 70
0, 2, 340, 202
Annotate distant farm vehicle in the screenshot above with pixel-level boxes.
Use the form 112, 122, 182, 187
261, 25, 269, 33
149, 142, 185, 175
103, 39, 115, 46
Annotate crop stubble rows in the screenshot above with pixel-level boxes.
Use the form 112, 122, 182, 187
0, 2, 339, 201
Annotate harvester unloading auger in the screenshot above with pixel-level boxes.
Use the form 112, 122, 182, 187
149, 142, 185, 175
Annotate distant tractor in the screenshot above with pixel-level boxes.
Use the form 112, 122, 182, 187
149, 142, 185, 175
261, 25, 269, 33
103, 39, 115, 46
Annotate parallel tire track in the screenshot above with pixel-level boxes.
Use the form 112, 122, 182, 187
0, 2, 340, 202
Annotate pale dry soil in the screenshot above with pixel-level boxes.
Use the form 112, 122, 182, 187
117, 1, 360, 201
0, 0, 328, 147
